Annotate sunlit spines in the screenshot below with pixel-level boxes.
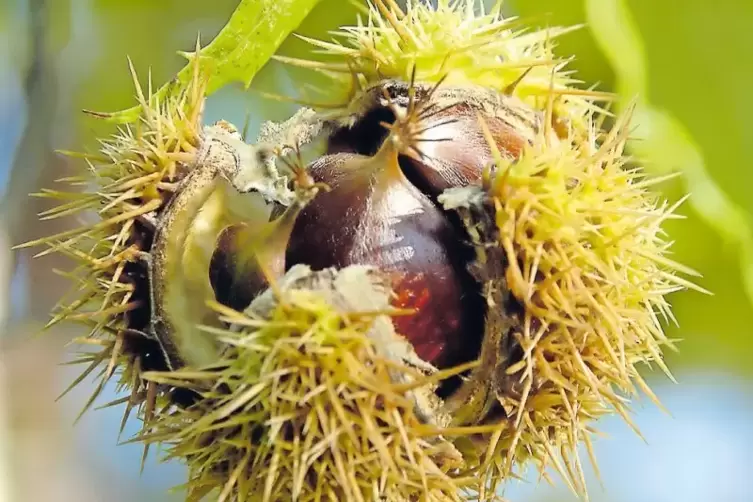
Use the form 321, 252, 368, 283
278, 0, 607, 128
137, 265, 471, 502
440, 97, 702, 497
18, 54, 210, 435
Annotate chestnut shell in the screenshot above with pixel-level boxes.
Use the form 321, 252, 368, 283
327, 81, 539, 199
285, 151, 484, 372
209, 223, 270, 311
210, 80, 540, 383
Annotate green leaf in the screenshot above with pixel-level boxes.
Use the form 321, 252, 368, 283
108, 0, 323, 123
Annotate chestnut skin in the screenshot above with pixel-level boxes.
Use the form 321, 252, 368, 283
398, 100, 530, 198
209, 223, 270, 311
285, 150, 484, 370
209, 199, 306, 312
209, 81, 538, 374
326, 81, 538, 199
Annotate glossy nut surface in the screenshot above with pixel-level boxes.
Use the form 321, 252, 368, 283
286, 150, 484, 370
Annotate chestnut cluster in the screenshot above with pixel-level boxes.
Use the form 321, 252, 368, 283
22, 2, 694, 497
209, 80, 541, 392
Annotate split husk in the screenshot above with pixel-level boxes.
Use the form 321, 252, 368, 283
18, 1, 703, 501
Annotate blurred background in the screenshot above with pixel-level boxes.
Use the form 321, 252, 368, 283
1, 0, 752, 501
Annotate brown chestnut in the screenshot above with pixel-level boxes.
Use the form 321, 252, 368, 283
209, 223, 268, 311
327, 81, 539, 199
209, 175, 319, 312
210, 80, 539, 375
285, 145, 484, 371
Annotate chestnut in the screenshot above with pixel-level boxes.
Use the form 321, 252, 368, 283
209, 223, 265, 311
209, 168, 321, 312
326, 81, 540, 199
208, 80, 540, 376
285, 148, 484, 372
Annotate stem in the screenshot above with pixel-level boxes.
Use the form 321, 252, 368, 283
108, 0, 324, 123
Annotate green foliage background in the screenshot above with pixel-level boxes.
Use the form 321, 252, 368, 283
1, 0, 752, 501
